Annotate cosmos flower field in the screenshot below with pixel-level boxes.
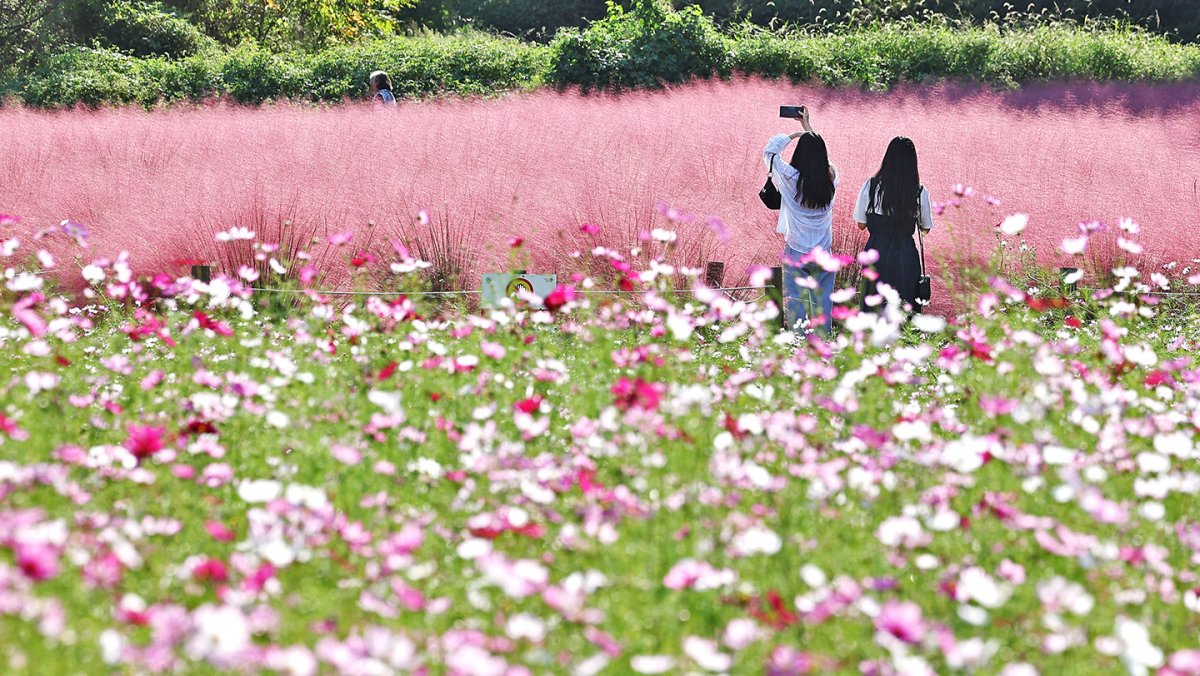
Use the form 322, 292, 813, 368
2, 207, 1200, 675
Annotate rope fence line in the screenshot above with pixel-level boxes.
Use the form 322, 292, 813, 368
244, 285, 772, 297
248, 287, 481, 297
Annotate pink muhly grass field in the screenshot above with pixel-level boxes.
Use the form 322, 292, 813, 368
3, 78, 1198, 300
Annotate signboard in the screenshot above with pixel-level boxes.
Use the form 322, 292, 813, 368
481, 273, 557, 307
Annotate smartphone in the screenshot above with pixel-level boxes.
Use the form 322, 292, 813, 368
779, 105, 806, 118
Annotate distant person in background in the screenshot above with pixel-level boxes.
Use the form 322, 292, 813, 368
764, 106, 839, 335
370, 71, 396, 107
853, 136, 934, 313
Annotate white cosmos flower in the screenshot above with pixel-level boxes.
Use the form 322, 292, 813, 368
1154, 432, 1194, 457
506, 613, 546, 642
1117, 237, 1144, 254
683, 636, 732, 672
957, 566, 1011, 608
731, 526, 781, 556
1114, 617, 1163, 675
237, 479, 282, 503
8, 273, 43, 291
1062, 268, 1084, 285
999, 213, 1029, 236
1136, 453, 1170, 474
187, 604, 251, 665
630, 655, 676, 674
215, 227, 255, 242
82, 265, 105, 283
1061, 236, 1088, 255
912, 314, 947, 333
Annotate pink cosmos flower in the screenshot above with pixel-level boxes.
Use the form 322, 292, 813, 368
193, 558, 230, 584
0, 414, 29, 441
663, 558, 736, 591
328, 230, 354, 246
15, 542, 61, 581
194, 312, 233, 337
12, 292, 48, 337
543, 285, 578, 312
200, 463, 233, 488
612, 376, 665, 412
875, 600, 926, 645
205, 521, 236, 542
140, 370, 165, 390
767, 646, 813, 675
706, 215, 730, 243
124, 424, 167, 460
83, 551, 123, 589
1164, 650, 1200, 676
330, 444, 362, 466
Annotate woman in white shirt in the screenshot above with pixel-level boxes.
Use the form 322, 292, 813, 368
762, 107, 839, 335
852, 136, 934, 312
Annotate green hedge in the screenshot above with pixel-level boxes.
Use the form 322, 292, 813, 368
408, 0, 1200, 44
7, 20, 1200, 107
730, 22, 1200, 89
12, 32, 552, 107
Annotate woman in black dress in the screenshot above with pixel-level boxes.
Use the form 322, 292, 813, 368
852, 137, 934, 312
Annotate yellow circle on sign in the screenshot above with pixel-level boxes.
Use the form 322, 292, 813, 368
505, 277, 534, 297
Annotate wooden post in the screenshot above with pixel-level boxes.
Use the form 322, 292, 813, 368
191, 265, 212, 283
765, 266, 785, 330
704, 261, 725, 288
1059, 267, 1079, 295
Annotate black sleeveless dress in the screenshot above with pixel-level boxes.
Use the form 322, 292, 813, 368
861, 183, 922, 310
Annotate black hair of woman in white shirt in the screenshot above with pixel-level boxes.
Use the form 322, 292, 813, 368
783, 109, 835, 210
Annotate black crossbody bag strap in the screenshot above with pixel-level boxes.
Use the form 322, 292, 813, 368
916, 184, 927, 275
917, 223, 927, 276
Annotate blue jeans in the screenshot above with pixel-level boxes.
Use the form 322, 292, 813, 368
783, 245, 835, 335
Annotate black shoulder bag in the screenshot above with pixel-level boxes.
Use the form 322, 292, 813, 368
915, 186, 931, 306
759, 153, 781, 210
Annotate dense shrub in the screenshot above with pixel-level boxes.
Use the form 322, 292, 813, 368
165, 0, 419, 50
303, 32, 552, 100
6, 20, 1199, 107
550, 0, 729, 90
453, 0, 608, 40
398, 0, 1200, 44
729, 22, 1200, 90
19, 48, 150, 106
65, 0, 216, 57
10, 32, 551, 106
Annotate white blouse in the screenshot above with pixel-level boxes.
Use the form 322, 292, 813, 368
852, 180, 935, 232
763, 134, 839, 254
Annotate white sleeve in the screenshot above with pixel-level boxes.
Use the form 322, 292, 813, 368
852, 180, 871, 224
919, 188, 934, 231
763, 134, 791, 171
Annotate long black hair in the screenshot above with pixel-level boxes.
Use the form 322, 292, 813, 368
787, 132, 834, 210
869, 137, 921, 220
